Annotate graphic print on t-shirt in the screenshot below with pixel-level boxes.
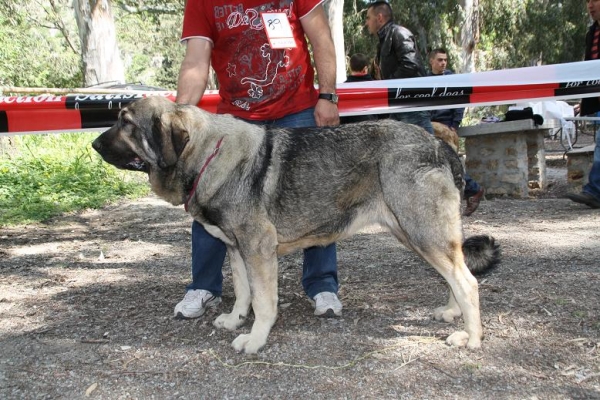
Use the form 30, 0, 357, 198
240, 44, 290, 97
213, 2, 303, 112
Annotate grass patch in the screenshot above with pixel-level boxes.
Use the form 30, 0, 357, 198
554, 298, 569, 306
0, 132, 149, 226
462, 362, 482, 373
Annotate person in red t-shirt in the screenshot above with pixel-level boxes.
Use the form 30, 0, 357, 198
174, 0, 344, 321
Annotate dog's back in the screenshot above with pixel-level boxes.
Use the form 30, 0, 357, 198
258, 119, 465, 251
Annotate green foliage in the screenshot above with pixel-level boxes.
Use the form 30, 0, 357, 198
0, 12, 82, 88
115, 6, 184, 89
478, 0, 588, 69
0, 133, 149, 226
343, 0, 376, 63
518, 1, 588, 65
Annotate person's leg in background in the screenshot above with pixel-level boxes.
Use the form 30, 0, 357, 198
174, 220, 226, 318
463, 173, 485, 216
583, 161, 600, 197
391, 111, 433, 135
594, 124, 600, 163
568, 125, 600, 208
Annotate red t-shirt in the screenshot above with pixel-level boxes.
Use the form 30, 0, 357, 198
181, 0, 321, 120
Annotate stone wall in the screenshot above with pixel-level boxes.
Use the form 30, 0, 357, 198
459, 120, 547, 198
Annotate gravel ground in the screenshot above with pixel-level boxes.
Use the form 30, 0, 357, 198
0, 155, 599, 399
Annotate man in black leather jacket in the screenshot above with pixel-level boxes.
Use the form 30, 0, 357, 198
365, 1, 432, 134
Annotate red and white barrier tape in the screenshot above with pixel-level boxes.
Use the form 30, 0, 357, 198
2, 60, 600, 136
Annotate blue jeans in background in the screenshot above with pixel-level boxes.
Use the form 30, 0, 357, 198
583, 126, 600, 199
594, 125, 600, 164
583, 161, 600, 199
390, 111, 434, 135
464, 172, 481, 198
187, 107, 338, 299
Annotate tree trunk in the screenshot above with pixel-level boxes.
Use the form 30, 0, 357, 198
409, 8, 428, 62
460, 0, 479, 73
323, 0, 346, 83
73, 0, 125, 86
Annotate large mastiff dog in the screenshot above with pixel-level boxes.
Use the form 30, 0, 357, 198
92, 96, 500, 354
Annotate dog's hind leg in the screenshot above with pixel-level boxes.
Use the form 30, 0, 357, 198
214, 247, 251, 331
388, 220, 483, 348
380, 169, 483, 348
403, 236, 481, 349
428, 250, 482, 349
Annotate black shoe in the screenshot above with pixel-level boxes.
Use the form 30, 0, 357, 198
567, 192, 600, 209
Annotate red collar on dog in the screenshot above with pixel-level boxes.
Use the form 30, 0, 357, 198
184, 137, 224, 212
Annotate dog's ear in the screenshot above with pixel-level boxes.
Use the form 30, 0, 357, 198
152, 111, 190, 169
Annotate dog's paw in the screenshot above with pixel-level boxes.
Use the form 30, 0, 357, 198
433, 305, 462, 323
231, 333, 266, 354
214, 313, 246, 331
446, 331, 481, 349
446, 331, 469, 347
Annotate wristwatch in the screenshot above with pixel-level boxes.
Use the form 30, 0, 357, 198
318, 93, 339, 105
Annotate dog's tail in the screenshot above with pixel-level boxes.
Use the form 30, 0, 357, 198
463, 235, 501, 276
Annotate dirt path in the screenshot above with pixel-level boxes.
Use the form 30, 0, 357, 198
1, 165, 599, 399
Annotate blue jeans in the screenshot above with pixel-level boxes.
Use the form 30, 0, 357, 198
188, 107, 338, 299
464, 172, 481, 198
594, 125, 600, 164
390, 111, 434, 135
583, 127, 600, 199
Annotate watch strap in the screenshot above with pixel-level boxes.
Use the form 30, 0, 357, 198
318, 93, 338, 104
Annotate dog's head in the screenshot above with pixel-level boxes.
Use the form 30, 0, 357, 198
92, 96, 191, 174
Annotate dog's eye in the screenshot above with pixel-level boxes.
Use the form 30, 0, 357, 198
120, 111, 135, 127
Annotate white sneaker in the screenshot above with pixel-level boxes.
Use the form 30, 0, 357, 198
313, 292, 342, 317
174, 289, 222, 319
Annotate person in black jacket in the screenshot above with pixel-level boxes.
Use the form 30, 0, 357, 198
345, 53, 374, 83
428, 48, 464, 129
567, 0, 600, 208
341, 53, 376, 124
428, 48, 485, 216
365, 1, 432, 134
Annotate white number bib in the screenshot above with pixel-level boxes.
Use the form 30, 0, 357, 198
261, 12, 296, 49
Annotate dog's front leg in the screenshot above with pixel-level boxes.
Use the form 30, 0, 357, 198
231, 230, 279, 354
213, 247, 251, 331
231, 254, 278, 354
